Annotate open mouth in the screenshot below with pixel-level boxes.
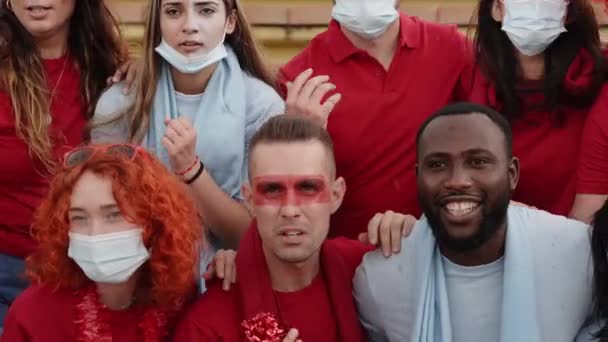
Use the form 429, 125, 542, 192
27, 5, 51, 12
277, 227, 307, 244
444, 201, 480, 217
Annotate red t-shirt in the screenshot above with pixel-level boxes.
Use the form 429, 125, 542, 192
577, 84, 608, 195
173, 238, 372, 341
0, 55, 86, 257
466, 51, 599, 215
278, 13, 472, 239
1, 286, 160, 342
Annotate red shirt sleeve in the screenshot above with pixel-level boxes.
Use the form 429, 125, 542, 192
577, 85, 608, 194
454, 31, 476, 102
1, 306, 28, 342
328, 238, 375, 279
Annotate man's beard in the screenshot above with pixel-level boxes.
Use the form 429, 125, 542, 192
420, 184, 512, 252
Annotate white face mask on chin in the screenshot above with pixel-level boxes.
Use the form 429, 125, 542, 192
155, 27, 229, 74
501, 0, 567, 56
68, 229, 150, 284
332, 0, 399, 40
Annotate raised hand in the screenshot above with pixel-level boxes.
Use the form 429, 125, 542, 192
285, 68, 342, 128
162, 116, 198, 174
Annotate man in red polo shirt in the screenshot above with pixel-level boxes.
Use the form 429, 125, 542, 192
280, 0, 472, 239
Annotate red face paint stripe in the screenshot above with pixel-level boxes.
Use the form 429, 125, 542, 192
251, 175, 331, 206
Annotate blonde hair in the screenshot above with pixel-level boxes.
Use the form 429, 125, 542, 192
0, 0, 124, 172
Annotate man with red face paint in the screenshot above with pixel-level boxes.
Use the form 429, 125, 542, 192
173, 115, 409, 341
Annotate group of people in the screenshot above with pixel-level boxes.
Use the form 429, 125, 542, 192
2, 0, 608, 340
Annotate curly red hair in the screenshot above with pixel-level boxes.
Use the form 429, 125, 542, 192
26, 145, 203, 311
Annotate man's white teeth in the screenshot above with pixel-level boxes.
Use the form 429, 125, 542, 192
445, 201, 479, 216
284, 232, 302, 237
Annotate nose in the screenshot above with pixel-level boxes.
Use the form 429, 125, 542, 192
79, 216, 110, 236
443, 164, 473, 191
182, 9, 199, 34
278, 189, 302, 219
279, 204, 302, 220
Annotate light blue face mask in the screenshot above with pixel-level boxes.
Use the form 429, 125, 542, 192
155, 33, 228, 74
332, 0, 399, 40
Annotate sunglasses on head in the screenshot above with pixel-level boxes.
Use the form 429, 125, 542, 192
63, 144, 143, 168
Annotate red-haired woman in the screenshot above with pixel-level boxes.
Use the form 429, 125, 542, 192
2, 144, 201, 341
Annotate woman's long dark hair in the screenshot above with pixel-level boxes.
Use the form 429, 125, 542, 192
0, 0, 124, 171
474, 0, 606, 121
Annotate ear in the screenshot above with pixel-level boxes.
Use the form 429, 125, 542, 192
242, 183, 255, 217
491, 0, 505, 23
330, 177, 346, 214
508, 157, 520, 192
226, 9, 237, 35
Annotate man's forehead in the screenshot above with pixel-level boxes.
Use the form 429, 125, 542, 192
250, 142, 333, 174
419, 114, 505, 156
253, 174, 328, 183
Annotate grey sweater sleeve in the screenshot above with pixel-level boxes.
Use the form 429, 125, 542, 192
353, 254, 391, 342
90, 82, 134, 144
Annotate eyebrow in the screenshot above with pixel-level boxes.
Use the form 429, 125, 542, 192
424, 148, 494, 157
462, 148, 494, 155
69, 204, 120, 212
162, 1, 183, 6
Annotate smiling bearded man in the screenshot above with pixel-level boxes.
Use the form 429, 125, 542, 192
353, 102, 594, 342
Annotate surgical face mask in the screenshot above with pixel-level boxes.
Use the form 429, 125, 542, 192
332, 0, 399, 40
501, 0, 567, 56
155, 29, 228, 74
68, 229, 150, 284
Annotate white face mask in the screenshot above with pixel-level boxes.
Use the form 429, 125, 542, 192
68, 229, 150, 284
332, 0, 399, 40
501, 0, 567, 56
155, 30, 228, 74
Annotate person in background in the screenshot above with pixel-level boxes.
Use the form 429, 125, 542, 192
278, 0, 472, 239
2, 144, 201, 341
467, 0, 608, 222
0, 0, 125, 329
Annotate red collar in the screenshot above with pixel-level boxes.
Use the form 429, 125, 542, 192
327, 12, 420, 63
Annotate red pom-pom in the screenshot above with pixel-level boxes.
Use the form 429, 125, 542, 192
242, 312, 287, 342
